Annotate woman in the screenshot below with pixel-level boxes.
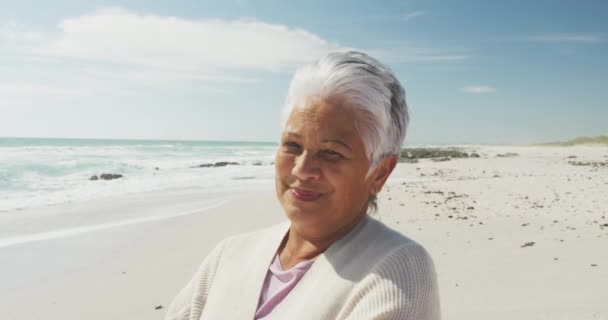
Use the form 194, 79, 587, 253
165, 51, 440, 320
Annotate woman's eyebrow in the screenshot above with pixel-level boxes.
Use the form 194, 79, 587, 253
323, 139, 352, 151
286, 132, 300, 138
285, 131, 352, 151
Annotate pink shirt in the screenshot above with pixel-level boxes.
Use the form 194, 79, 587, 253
254, 253, 315, 319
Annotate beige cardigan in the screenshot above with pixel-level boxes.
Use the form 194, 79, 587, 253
164, 215, 441, 320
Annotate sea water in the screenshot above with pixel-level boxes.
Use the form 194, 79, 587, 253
0, 137, 278, 212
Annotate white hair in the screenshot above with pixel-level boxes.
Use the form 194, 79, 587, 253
281, 51, 409, 177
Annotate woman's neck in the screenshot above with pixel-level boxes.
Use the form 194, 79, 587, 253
279, 212, 366, 269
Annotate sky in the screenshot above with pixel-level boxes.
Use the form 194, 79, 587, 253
0, 0, 607, 145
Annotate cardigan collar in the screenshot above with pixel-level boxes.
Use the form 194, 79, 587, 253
255, 214, 372, 318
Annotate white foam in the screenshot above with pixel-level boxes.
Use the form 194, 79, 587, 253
0, 141, 276, 211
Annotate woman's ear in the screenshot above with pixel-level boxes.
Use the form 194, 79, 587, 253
371, 155, 398, 193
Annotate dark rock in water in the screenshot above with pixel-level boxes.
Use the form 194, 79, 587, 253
192, 163, 214, 168
155, 167, 160, 170
496, 153, 519, 158
191, 161, 240, 168
214, 161, 239, 167
100, 173, 123, 180
252, 161, 263, 166
469, 153, 480, 158
400, 148, 470, 161
155, 305, 163, 310
90, 174, 122, 180
567, 155, 577, 159
431, 157, 451, 162
232, 176, 255, 180
520, 241, 535, 248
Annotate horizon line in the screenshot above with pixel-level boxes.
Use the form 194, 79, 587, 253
4, 135, 603, 147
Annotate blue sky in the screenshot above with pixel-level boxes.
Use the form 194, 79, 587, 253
1, 0, 606, 144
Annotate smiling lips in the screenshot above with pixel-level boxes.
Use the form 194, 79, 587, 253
290, 188, 324, 201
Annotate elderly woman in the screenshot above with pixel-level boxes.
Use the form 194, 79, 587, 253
165, 51, 440, 320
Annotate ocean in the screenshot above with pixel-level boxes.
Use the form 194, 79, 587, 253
0, 137, 278, 212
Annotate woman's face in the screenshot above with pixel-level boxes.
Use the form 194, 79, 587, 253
275, 98, 381, 238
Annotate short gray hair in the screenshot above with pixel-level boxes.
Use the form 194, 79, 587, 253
281, 51, 409, 213
281, 51, 409, 173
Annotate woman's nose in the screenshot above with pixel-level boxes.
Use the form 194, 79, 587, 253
291, 151, 321, 181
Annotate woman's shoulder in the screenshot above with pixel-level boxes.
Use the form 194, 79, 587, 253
343, 215, 436, 275
345, 216, 438, 295
333, 217, 441, 320
356, 215, 429, 251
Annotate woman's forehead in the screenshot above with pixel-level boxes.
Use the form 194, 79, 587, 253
284, 103, 358, 138
282, 113, 366, 155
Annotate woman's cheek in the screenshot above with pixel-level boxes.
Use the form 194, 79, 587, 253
322, 161, 355, 179
275, 153, 295, 175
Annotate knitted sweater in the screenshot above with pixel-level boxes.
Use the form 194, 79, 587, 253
164, 215, 441, 320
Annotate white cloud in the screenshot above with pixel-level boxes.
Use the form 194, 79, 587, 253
1, 7, 470, 72
0, 7, 466, 101
527, 33, 604, 44
462, 85, 495, 93
403, 11, 425, 21
0, 7, 349, 98
5, 7, 343, 72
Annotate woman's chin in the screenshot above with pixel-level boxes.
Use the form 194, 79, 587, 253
288, 198, 324, 209
283, 200, 326, 221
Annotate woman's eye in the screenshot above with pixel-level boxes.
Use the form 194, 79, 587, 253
321, 149, 345, 160
282, 142, 302, 153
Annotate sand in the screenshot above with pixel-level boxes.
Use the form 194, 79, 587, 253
0, 145, 606, 319
383, 145, 608, 319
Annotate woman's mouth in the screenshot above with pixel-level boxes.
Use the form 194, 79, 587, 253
290, 188, 323, 201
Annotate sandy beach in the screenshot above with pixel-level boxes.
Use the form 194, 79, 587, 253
1, 145, 607, 320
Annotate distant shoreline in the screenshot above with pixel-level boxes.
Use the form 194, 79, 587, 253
533, 135, 608, 147
3, 135, 607, 147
